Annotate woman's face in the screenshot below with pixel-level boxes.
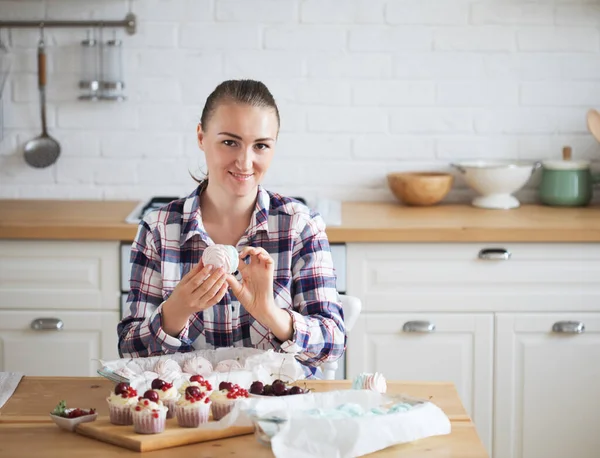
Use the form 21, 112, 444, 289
198, 102, 278, 198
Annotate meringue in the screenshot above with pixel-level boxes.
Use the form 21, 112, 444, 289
202, 244, 239, 274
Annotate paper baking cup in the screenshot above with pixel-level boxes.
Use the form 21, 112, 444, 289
108, 403, 133, 425
176, 403, 211, 427
211, 400, 236, 421
163, 399, 176, 419
132, 410, 167, 434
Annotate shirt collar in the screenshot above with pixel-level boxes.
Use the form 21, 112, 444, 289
180, 181, 271, 246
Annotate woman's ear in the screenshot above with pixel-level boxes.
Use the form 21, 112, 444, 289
197, 123, 205, 150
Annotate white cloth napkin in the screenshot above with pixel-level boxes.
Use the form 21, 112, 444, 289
0, 372, 24, 409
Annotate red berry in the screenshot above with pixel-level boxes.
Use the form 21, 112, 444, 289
143, 390, 160, 403
135, 406, 141, 411
151, 379, 166, 390
186, 386, 202, 398
204, 398, 210, 404
289, 386, 304, 395
152, 412, 159, 419
190, 375, 204, 383
115, 382, 129, 395
250, 381, 264, 395
272, 383, 286, 396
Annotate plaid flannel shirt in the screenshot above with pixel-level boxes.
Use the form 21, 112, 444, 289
117, 183, 346, 377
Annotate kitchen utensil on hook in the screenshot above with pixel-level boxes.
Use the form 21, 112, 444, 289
24, 26, 60, 168
586, 109, 600, 144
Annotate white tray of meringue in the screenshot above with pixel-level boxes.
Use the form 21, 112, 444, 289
97, 347, 306, 394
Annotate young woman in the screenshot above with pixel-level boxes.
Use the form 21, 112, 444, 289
117, 79, 345, 377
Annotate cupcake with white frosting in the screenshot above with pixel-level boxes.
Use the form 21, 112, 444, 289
132, 390, 168, 434
106, 382, 138, 425
209, 382, 249, 421
175, 385, 212, 427
178, 374, 213, 397
150, 378, 178, 419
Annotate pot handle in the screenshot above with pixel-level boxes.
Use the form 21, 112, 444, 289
531, 161, 542, 175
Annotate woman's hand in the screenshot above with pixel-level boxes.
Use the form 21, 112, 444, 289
226, 247, 294, 342
226, 247, 275, 317
162, 261, 228, 336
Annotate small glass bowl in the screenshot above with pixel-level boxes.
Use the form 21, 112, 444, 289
50, 409, 98, 432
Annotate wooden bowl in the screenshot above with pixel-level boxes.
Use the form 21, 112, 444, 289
387, 172, 454, 206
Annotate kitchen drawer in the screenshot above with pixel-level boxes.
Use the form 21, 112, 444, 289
0, 241, 120, 310
346, 243, 600, 313
347, 312, 493, 452
0, 310, 120, 376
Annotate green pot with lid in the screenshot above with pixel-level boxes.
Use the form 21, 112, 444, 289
539, 146, 600, 207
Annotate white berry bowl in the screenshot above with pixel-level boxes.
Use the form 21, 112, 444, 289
451, 160, 540, 209
50, 409, 98, 432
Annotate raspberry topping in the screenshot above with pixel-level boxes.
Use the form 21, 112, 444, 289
190, 375, 212, 391
185, 385, 208, 402
221, 383, 248, 399
114, 382, 137, 398
151, 378, 173, 392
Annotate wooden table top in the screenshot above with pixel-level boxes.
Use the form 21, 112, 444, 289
0, 377, 489, 457
1, 198, 598, 242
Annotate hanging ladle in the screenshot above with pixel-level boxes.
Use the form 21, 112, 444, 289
24, 26, 60, 168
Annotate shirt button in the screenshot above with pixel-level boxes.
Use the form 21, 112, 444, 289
231, 305, 235, 312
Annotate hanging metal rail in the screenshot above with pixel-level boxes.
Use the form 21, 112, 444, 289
0, 12, 137, 35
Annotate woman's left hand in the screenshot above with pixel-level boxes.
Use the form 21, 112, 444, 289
226, 246, 276, 319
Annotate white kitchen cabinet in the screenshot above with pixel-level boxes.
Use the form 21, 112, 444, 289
0, 310, 120, 376
495, 313, 600, 458
346, 243, 600, 313
345, 242, 600, 458
347, 312, 494, 452
0, 240, 121, 376
0, 241, 120, 310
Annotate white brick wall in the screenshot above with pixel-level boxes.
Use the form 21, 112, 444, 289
0, 0, 599, 203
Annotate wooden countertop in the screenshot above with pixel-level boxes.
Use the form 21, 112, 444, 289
0, 377, 488, 457
1, 199, 598, 243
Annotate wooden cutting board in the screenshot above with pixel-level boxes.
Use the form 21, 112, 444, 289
76, 417, 254, 452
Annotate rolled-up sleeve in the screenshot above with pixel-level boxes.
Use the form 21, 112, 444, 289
278, 214, 346, 366
117, 222, 193, 357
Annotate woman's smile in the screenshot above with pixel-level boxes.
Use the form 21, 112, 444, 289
229, 171, 254, 182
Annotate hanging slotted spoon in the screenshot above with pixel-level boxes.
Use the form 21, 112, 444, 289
24, 27, 60, 168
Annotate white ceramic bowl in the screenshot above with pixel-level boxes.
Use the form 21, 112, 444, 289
50, 410, 98, 432
451, 160, 540, 209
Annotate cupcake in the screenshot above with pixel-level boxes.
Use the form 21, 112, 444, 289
202, 244, 239, 274
106, 382, 138, 425
150, 378, 178, 419
179, 374, 213, 397
352, 372, 387, 394
175, 385, 212, 427
209, 382, 249, 421
132, 390, 168, 434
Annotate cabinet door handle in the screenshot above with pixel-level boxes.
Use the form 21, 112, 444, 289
478, 248, 511, 261
403, 321, 436, 333
30, 318, 64, 331
552, 321, 585, 334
